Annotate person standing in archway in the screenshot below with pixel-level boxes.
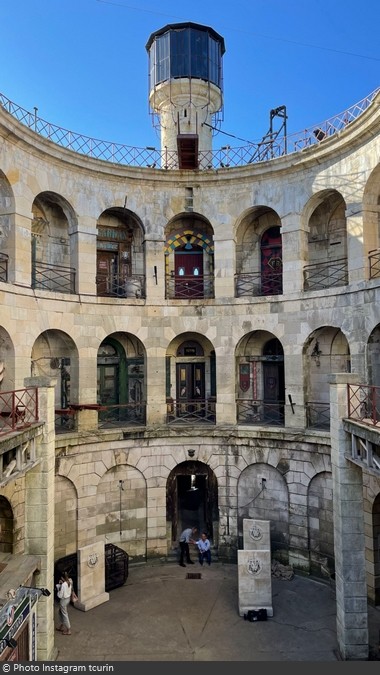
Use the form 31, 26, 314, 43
179, 526, 197, 567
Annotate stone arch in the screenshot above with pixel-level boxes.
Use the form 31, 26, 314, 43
308, 471, 334, 579
237, 462, 289, 563
54, 476, 78, 561
97, 464, 147, 562
0, 495, 14, 554
166, 460, 218, 550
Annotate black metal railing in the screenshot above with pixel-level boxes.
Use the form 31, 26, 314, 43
347, 383, 380, 427
166, 399, 216, 424
236, 399, 285, 426
96, 274, 145, 298
369, 249, 380, 279
165, 274, 214, 299
55, 409, 77, 433
1, 88, 378, 169
0, 388, 39, 436
303, 258, 348, 291
98, 402, 146, 428
305, 401, 330, 430
32, 261, 76, 294
0, 253, 8, 282
235, 271, 283, 297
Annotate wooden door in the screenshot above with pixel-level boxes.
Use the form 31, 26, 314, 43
174, 250, 204, 298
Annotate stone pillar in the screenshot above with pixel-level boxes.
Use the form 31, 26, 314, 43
213, 235, 235, 299
146, 484, 167, 559
71, 217, 97, 295
283, 348, 307, 428
238, 519, 273, 617
215, 347, 236, 425
145, 350, 167, 425
144, 235, 165, 301
346, 207, 366, 285
329, 372, 369, 660
75, 541, 109, 611
13, 212, 32, 287
281, 212, 306, 294
24, 376, 56, 661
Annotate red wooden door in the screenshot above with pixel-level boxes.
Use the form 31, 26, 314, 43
174, 250, 204, 298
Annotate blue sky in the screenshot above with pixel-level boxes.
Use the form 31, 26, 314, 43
1, 0, 380, 151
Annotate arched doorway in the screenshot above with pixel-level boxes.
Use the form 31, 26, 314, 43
167, 461, 218, 549
260, 226, 282, 295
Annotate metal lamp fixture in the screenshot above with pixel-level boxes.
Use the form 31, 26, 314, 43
6, 638, 17, 649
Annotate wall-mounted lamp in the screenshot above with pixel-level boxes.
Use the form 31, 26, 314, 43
19, 586, 51, 597
313, 128, 326, 142
187, 474, 198, 492
5, 638, 17, 649
153, 266, 158, 284
311, 340, 322, 366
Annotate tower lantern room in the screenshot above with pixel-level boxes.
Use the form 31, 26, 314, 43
146, 22, 225, 169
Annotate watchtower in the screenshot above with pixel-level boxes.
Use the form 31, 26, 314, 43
146, 22, 225, 169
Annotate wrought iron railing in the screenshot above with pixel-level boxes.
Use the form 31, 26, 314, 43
235, 271, 283, 297
236, 399, 285, 426
303, 258, 348, 291
166, 399, 216, 424
350, 435, 380, 472
98, 402, 146, 428
165, 274, 214, 299
305, 401, 330, 430
0, 88, 378, 169
347, 383, 380, 427
55, 409, 77, 433
32, 261, 76, 294
0, 253, 8, 282
369, 249, 380, 279
96, 273, 145, 299
0, 388, 39, 436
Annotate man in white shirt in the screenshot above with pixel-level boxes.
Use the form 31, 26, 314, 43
179, 526, 197, 567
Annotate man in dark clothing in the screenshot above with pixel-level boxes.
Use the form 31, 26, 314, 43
179, 526, 197, 567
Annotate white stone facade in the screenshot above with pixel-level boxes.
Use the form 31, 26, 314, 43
0, 73, 380, 659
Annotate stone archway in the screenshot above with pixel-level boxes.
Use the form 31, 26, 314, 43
166, 460, 218, 549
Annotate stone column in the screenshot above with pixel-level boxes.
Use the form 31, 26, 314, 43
346, 206, 366, 285
145, 350, 167, 425
144, 234, 165, 301
24, 376, 56, 661
281, 212, 306, 295
71, 217, 97, 296
329, 372, 369, 660
213, 235, 235, 299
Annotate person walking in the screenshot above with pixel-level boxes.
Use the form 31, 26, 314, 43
179, 526, 197, 567
196, 531, 211, 566
56, 571, 73, 635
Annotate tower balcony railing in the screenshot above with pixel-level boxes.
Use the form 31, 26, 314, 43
165, 274, 214, 299
0, 388, 39, 436
303, 258, 348, 291
236, 399, 285, 426
0, 253, 8, 282
347, 383, 380, 428
369, 249, 380, 279
1, 87, 378, 169
166, 398, 216, 424
305, 401, 330, 430
235, 271, 283, 297
32, 261, 76, 294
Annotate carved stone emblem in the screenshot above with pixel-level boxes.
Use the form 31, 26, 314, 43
249, 525, 262, 541
88, 552, 99, 568
247, 558, 262, 575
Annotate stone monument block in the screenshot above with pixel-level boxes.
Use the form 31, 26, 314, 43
75, 541, 109, 612
243, 518, 271, 551
238, 549, 273, 617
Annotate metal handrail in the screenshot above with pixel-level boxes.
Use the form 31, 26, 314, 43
0, 87, 378, 169
347, 383, 380, 427
0, 387, 38, 436
0, 253, 8, 282
165, 274, 214, 299
98, 402, 146, 428
303, 257, 348, 291
369, 249, 380, 279
166, 398, 216, 424
235, 271, 282, 297
32, 261, 76, 294
236, 399, 285, 426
